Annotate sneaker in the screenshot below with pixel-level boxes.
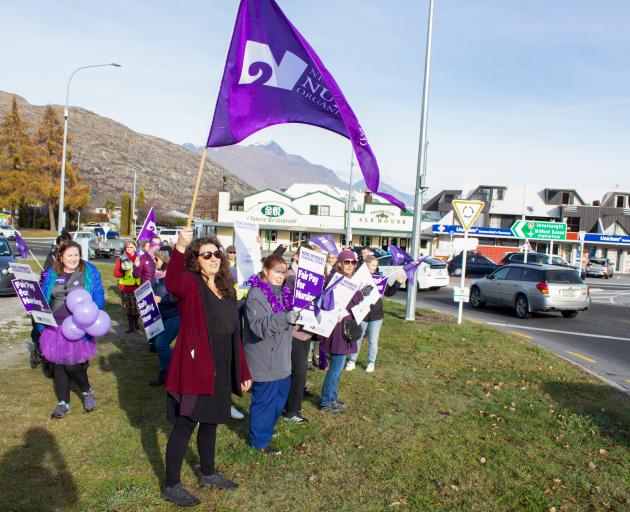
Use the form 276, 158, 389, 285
345, 360, 356, 371
319, 403, 341, 414
257, 446, 281, 455
82, 388, 96, 412
161, 483, 200, 507
283, 413, 309, 424
197, 469, 238, 489
365, 363, 375, 373
149, 370, 167, 387
230, 406, 244, 420
332, 401, 348, 410
51, 401, 70, 419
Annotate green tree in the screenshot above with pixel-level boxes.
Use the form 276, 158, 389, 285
120, 194, 132, 236
0, 97, 37, 214
104, 199, 116, 219
137, 187, 146, 208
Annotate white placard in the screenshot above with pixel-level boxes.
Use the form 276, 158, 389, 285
234, 220, 262, 287
350, 265, 381, 323
453, 237, 479, 251
9, 262, 36, 280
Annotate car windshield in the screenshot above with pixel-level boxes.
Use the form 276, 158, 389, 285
589, 258, 606, 265
544, 269, 582, 284
551, 256, 568, 265
0, 239, 11, 256
425, 257, 445, 267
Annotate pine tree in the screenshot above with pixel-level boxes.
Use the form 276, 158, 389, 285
0, 97, 37, 214
120, 194, 132, 236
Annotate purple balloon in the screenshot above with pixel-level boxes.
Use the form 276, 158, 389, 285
73, 300, 99, 328
66, 288, 92, 313
61, 316, 86, 341
85, 310, 111, 337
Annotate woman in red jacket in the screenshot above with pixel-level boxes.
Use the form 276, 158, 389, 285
112, 240, 140, 334
161, 227, 251, 508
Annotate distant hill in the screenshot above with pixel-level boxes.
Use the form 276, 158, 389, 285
0, 91, 253, 211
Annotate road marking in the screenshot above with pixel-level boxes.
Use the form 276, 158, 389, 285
566, 351, 596, 363
484, 322, 630, 342
509, 330, 533, 340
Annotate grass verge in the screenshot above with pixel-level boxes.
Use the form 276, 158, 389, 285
0, 264, 628, 511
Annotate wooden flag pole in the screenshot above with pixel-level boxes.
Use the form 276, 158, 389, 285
187, 147, 208, 228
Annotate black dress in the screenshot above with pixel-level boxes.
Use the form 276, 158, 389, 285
167, 276, 238, 424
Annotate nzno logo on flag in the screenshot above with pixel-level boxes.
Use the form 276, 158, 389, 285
239, 41, 307, 91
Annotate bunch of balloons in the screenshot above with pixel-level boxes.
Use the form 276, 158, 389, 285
61, 288, 112, 340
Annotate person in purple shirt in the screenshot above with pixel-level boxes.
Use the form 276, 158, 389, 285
134, 240, 157, 284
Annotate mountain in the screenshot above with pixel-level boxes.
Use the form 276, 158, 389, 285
184, 141, 413, 205
0, 92, 253, 211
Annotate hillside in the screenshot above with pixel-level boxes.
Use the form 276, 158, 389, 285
0, 92, 253, 211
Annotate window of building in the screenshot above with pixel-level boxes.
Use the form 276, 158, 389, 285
309, 205, 319, 215
616, 195, 627, 208
266, 230, 277, 243
480, 188, 492, 202
496, 189, 505, 200
561, 192, 572, 205
320, 205, 330, 216
359, 235, 372, 247
566, 217, 580, 232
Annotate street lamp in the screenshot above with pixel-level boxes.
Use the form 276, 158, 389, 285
58, 63, 121, 233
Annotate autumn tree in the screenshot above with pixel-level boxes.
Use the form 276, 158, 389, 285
0, 97, 37, 215
120, 194, 132, 236
196, 190, 219, 220
33, 105, 90, 232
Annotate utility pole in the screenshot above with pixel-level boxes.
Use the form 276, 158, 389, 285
131, 169, 137, 235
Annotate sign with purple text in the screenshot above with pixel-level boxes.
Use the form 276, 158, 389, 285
134, 281, 165, 339
292, 247, 326, 319
12, 278, 56, 327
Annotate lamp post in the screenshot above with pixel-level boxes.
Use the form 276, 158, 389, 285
58, 63, 121, 233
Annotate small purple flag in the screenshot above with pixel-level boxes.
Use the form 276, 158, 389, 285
137, 207, 158, 241
389, 245, 413, 266
207, 0, 406, 210
313, 274, 343, 316
308, 235, 339, 256
403, 256, 429, 282
15, 232, 29, 259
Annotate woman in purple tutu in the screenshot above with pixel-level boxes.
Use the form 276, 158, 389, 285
39, 241, 105, 419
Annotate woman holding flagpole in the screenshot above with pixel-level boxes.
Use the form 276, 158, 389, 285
161, 228, 251, 507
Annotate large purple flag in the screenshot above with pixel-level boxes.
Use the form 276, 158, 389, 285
137, 207, 158, 242
15, 232, 29, 259
403, 256, 429, 281
207, 0, 406, 210
308, 235, 339, 256
389, 244, 413, 266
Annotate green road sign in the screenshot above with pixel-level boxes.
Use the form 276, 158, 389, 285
510, 220, 567, 240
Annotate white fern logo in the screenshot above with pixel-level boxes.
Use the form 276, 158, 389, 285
239, 41, 307, 91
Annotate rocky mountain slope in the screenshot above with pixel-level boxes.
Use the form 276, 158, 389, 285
0, 91, 253, 211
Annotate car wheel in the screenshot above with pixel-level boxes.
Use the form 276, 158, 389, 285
470, 286, 485, 308
604, 274, 609, 279
561, 310, 578, 319
429, 286, 440, 291
514, 294, 531, 319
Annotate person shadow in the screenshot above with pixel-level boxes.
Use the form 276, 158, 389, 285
0, 428, 79, 511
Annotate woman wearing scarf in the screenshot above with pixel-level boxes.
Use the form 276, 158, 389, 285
39, 241, 105, 418
161, 228, 251, 508
244, 255, 300, 454
113, 240, 141, 334
134, 239, 157, 284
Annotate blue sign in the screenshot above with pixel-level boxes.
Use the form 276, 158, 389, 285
432, 224, 514, 238
583, 233, 630, 245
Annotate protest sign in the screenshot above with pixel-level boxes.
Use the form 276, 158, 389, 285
12, 278, 56, 327
9, 262, 36, 280
234, 220, 262, 287
292, 248, 326, 313
372, 275, 389, 295
134, 281, 164, 339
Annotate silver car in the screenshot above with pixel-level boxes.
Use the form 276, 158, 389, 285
469, 263, 590, 319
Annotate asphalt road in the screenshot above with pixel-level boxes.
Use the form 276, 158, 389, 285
12, 238, 117, 265
391, 275, 630, 393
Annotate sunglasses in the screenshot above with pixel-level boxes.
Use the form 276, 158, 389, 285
227, 250, 236, 254
197, 250, 223, 260
342, 260, 357, 265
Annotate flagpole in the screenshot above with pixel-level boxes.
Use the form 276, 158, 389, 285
405, 0, 435, 322
345, 148, 355, 247
29, 250, 44, 271
187, 147, 208, 228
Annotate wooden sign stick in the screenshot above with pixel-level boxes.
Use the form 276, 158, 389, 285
187, 147, 208, 228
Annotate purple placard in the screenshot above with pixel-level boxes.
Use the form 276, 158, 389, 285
134, 281, 165, 339
12, 278, 57, 326
292, 248, 326, 311
372, 275, 389, 296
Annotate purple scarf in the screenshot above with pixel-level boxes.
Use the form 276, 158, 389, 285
246, 275, 293, 313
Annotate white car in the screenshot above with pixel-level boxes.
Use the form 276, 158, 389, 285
157, 228, 182, 245
377, 255, 449, 290
0, 224, 20, 241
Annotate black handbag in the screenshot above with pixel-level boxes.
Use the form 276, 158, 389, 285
341, 316, 362, 343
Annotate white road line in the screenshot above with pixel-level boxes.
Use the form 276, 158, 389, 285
484, 322, 630, 342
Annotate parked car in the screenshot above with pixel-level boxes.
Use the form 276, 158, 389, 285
158, 228, 182, 245
0, 236, 16, 296
447, 252, 497, 277
585, 257, 614, 279
0, 224, 20, 241
72, 230, 123, 259
469, 263, 589, 319
499, 252, 584, 278
377, 255, 449, 290
370, 246, 388, 258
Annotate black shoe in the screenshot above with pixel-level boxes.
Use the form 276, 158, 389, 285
283, 413, 309, 424
149, 370, 166, 386
30, 348, 41, 369
303, 388, 315, 398
148, 341, 157, 353
161, 483, 200, 507
125, 317, 135, 334
257, 446, 281, 455
197, 470, 238, 489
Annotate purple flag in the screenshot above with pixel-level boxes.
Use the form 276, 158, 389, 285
308, 235, 339, 256
403, 256, 429, 282
313, 274, 343, 316
207, 0, 406, 210
389, 245, 413, 266
15, 232, 29, 259
137, 207, 158, 241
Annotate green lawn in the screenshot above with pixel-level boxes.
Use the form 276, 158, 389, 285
0, 262, 628, 511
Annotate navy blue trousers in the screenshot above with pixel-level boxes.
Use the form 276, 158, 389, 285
249, 376, 291, 449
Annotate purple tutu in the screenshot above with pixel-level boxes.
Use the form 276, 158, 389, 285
39, 327, 97, 365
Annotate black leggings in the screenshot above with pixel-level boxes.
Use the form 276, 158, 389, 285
53, 363, 91, 403
285, 337, 310, 416
165, 416, 217, 487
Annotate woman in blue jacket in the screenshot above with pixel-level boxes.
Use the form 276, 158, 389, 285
39, 241, 105, 419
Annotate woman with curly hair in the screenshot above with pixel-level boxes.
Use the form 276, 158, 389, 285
161, 228, 251, 508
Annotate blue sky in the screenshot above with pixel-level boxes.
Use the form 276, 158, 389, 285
4, 1, 630, 195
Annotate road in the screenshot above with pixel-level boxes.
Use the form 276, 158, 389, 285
391, 275, 630, 393
11, 237, 116, 265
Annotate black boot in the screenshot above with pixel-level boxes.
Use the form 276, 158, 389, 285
150, 370, 167, 386
125, 315, 135, 334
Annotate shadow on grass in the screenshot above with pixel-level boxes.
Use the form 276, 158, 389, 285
543, 381, 630, 448
0, 427, 79, 511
